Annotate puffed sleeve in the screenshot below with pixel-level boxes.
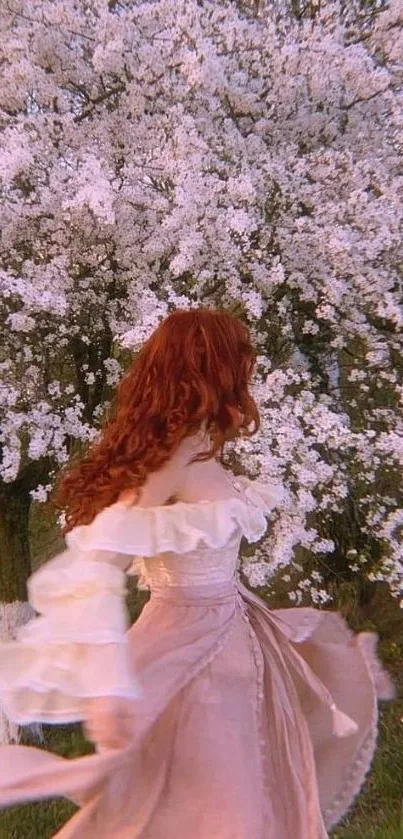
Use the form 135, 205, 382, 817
0, 441, 191, 725
0, 545, 140, 725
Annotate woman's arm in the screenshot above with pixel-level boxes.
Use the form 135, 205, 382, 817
0, 441, 196, 731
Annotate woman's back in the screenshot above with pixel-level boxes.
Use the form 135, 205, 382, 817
118, 429, 244, 508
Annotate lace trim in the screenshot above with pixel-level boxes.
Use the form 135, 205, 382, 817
236, 593, 266, 835
323, 630, 388, 828
324, 630, 394, 826
323, 717, 378, 828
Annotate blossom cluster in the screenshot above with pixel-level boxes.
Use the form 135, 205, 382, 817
1, 0, 402, 605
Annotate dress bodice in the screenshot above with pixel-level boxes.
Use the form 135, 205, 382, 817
129, 535, 243, 591
66, 477, 285, 594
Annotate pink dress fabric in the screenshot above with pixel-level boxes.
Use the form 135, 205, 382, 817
0, 464, 395, 838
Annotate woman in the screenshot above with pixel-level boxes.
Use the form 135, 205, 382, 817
0, 308, 395, 838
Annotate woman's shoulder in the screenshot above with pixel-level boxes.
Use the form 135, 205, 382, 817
66, 473, 285, 559
117, 430, 212, 508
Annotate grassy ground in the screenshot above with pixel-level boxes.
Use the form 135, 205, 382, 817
0, 573, 402, 837
0, 727, 86, 839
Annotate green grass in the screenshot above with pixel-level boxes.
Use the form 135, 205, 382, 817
0, 799, 76, 839
0, 727, 86, 839
330, 702, 403, 839
334, 832, 403, 839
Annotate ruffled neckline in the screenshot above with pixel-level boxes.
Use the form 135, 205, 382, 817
66, 479, 285, 558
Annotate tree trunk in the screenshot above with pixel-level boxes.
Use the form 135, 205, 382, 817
0, 483, 31, 603
0, 480, 41, 743
0, 457, 52, 601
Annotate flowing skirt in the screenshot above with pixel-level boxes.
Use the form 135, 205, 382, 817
0, 580, 395, 838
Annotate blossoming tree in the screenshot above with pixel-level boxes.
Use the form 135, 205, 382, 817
0, 0, 402, 736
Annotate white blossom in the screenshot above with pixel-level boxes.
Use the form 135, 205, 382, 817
0, 0, 401, 607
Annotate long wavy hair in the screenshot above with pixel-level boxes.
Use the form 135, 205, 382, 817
54, 308, 260, 532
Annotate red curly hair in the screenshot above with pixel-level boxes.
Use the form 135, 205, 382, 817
54, 308, 260, 532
